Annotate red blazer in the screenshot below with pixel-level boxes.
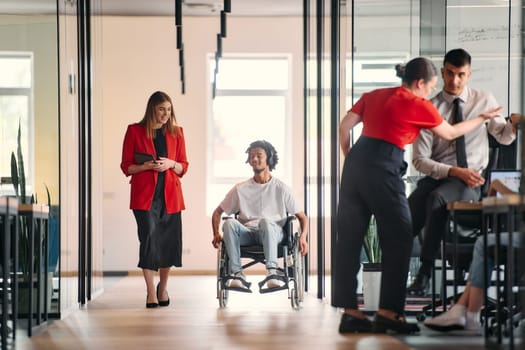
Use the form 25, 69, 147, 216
120, 123, 189, 214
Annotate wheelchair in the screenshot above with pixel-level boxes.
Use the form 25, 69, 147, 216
216, 215, 305, 309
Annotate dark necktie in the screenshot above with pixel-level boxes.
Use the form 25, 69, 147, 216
453, 98, 468, 168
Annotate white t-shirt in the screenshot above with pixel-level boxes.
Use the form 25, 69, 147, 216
219, 177, 300, 228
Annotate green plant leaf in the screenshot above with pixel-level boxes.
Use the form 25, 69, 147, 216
364, 216, 381, 263
17, 119, 26, 203
10, 152, 19, 198
45, 183, 51, 206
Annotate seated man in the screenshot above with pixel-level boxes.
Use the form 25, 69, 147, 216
211, 140, 308, 291
407, 49, 518, 296
424, 180, 521, 334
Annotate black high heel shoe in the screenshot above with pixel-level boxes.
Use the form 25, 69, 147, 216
156, 283, 170, 307
146, 295, 158, 309
372, 313, 420, 334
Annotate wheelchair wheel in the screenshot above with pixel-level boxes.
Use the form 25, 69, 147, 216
217, 243, 229, 308
290, 286, 299, 309
290, 233, 304, 309
218, 285, 229, 308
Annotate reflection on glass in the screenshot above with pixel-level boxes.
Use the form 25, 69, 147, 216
445, 0, 521, 114
349, 1, 420, 184
0, 8, 60, 316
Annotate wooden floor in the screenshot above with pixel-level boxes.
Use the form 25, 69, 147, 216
13, 275, 499, 350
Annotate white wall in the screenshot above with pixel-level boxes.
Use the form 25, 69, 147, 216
101, 16, 304, 272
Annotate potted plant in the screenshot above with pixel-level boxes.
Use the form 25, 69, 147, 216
363, 215, 381, 264
362, 216, 381, 310
11, 121, 32, 279
10, 121, 52, 314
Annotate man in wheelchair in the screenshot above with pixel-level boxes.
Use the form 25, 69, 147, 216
211, 140, 308, 293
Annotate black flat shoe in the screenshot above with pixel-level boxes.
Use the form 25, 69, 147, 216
156, 283, 170, 307
406, 274, 430, 297
146, 295, 158, 309
339, 313, 373, 334
372, 313, 420, 334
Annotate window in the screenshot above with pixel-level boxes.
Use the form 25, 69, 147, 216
0, 52, 33, 196
207, 56, 291, 213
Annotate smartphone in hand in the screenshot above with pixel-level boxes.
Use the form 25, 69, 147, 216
134, 152, 155, 165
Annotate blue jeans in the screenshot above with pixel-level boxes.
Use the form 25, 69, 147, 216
469, 232, 522, 289
222, 218, 284, 273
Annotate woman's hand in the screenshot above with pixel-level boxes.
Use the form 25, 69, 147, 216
152, 157, 175, 172
127, 160, 158, 174
479, 106, 503, 120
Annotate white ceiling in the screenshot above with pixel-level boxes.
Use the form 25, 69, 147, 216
0, 0, 515, 17
0, 0, 304, 16
100, 0, 305, 16
0, 0, 418, 17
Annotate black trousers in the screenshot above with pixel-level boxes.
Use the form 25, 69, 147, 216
408, 176, 480, 267
333, 137, 412, 314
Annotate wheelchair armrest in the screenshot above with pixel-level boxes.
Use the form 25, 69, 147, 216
222, 212, 239, 221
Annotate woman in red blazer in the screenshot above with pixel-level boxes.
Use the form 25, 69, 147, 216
121, 91, 189, 308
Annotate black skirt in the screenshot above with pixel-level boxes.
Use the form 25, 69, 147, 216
133, 173, 182, 270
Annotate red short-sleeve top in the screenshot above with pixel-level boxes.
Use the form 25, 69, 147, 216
350, 87, 443, 149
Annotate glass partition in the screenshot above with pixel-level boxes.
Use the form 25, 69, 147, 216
311, 0, 524, 306
421, 0, 523, 169
442, 0, 522, 117
0, 2, 60, 315
349, 0, 421, 187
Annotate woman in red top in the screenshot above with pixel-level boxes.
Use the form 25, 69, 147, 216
333, 57, 501, 334
121, 91, 189, 308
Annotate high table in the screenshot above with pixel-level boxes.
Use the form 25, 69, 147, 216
482, 194, 523, 349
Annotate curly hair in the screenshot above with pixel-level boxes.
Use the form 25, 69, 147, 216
245, 140, 279, 171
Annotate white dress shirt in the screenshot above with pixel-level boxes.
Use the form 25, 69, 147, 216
412, 86, 515, 179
